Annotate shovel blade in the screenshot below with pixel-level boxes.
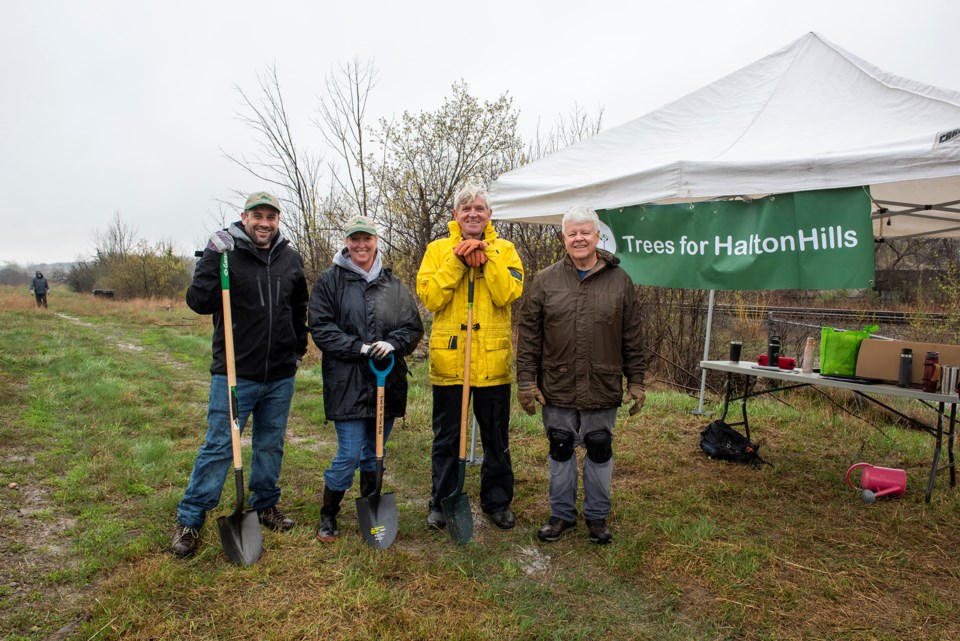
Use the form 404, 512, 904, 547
441, 491, 473, 546
216, 510, 263, 566
356, 492, 398, 549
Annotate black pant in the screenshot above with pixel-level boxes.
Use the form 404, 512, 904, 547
430, 384, 514, 514
34, 293, 47, 308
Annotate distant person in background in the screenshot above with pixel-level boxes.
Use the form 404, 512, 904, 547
171, 190, 309, 558
516, 205, 647, 545
29, 272, 49, 308
308, 215, 423, 542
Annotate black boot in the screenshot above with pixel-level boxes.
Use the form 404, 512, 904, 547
316, 486, 345, 543
359, 471, 378, 498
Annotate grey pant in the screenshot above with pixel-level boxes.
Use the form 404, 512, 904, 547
542, 405, 618, 522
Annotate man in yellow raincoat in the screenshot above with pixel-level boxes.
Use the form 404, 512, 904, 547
416, 183, 524, 531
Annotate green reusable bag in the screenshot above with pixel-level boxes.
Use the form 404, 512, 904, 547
819, 325, 879, 377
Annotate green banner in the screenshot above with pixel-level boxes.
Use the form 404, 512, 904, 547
597, 188, 874, 290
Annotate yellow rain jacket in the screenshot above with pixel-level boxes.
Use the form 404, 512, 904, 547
417, 220, 524, 387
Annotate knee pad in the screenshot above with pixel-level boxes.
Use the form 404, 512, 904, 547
584, 431, 613, 464
547, 429, 575, 462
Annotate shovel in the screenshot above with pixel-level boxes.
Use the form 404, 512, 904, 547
356, 353, 399, 549
442, 267, 475, 546
215, 251, 264, 566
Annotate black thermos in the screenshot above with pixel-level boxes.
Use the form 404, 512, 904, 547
897, 348, 913, 387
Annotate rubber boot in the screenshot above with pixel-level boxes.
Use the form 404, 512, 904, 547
316, 486, 345, 543
359, 471, 377, 498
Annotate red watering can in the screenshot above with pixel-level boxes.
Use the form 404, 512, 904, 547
845, 463, 906, 504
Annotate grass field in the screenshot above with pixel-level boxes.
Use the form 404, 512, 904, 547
3, 286, 960, 640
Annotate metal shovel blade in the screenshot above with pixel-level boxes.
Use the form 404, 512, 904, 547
355, 492, 398, 549
441, 491, 473, 546
216, 509, 263, 567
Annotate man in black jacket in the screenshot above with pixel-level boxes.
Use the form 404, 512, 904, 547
171, 191, 309, 557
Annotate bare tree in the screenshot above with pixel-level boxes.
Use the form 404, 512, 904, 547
501, 105, 606, 279
94, 211, 137, 263
314, 57, 384, 221
225, 64, 337, 282
526, 102, 605, 160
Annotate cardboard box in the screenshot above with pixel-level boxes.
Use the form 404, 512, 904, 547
855, 338, 960, 385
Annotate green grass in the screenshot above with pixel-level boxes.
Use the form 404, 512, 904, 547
2, 286, 960, 640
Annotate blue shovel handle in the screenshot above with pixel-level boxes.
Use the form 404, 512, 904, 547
368, 353, 395, 386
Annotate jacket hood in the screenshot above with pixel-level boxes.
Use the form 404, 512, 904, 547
228, 220, 287, 251
333, 246, 383, 283
447, 219, 499, 244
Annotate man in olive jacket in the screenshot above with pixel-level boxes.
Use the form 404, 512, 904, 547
516, 206, 647, 545
416, 183, 524, 531
171, 191, 309, 557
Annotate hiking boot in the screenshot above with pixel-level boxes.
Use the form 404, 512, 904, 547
258, 505, 295, 532
426, 509, 446, 530
171, 523, 200, 557
316, 487, 345, 543
486, 509, 516, 530
586, 518, 612, 545
537, 516, 576, 542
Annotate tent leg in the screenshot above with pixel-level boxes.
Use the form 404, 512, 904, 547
693, 289, 715, 416
467, 413, 483, 466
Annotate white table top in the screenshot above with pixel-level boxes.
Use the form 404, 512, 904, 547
700, 360, 958, 405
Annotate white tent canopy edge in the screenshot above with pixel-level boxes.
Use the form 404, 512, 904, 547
489, 32, 960, 241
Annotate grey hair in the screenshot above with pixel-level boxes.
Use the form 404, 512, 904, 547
453, 183, 490, 211
561, 206, 600, 231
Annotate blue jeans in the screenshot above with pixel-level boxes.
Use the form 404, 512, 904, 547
177, 374, 295, 529
323, 417, 395, 492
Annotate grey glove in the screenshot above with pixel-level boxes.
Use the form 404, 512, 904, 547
207, 230, 234, 253
370, 341, 395, 359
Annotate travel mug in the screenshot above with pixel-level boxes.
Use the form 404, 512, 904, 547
767, 336, 781, 366
922, 351, 940, 393
897, 348, 913, 388
729, 341, 742, 363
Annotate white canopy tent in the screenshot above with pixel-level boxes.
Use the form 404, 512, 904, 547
489, 32, 960, 411
490, 32, 960, 240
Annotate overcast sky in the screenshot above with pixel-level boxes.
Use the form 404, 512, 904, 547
4, 0, 959, 266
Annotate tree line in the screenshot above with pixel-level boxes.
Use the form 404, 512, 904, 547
62, 59, 602, 298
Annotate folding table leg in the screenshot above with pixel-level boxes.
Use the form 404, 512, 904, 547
925, 401, 947, 503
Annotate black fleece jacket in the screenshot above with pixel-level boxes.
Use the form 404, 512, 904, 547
187, 222, 308, 381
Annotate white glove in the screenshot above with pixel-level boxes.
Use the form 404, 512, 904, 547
360, 343, 372, 355
370, 341, 395, 359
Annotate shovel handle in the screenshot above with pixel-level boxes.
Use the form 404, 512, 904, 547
220, 252, 243, 473
459, 268, 475, 460
368, 354, 394, 460
367, 353, 395, 386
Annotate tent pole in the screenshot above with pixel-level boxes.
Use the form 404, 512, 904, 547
693, 289, 715, 415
